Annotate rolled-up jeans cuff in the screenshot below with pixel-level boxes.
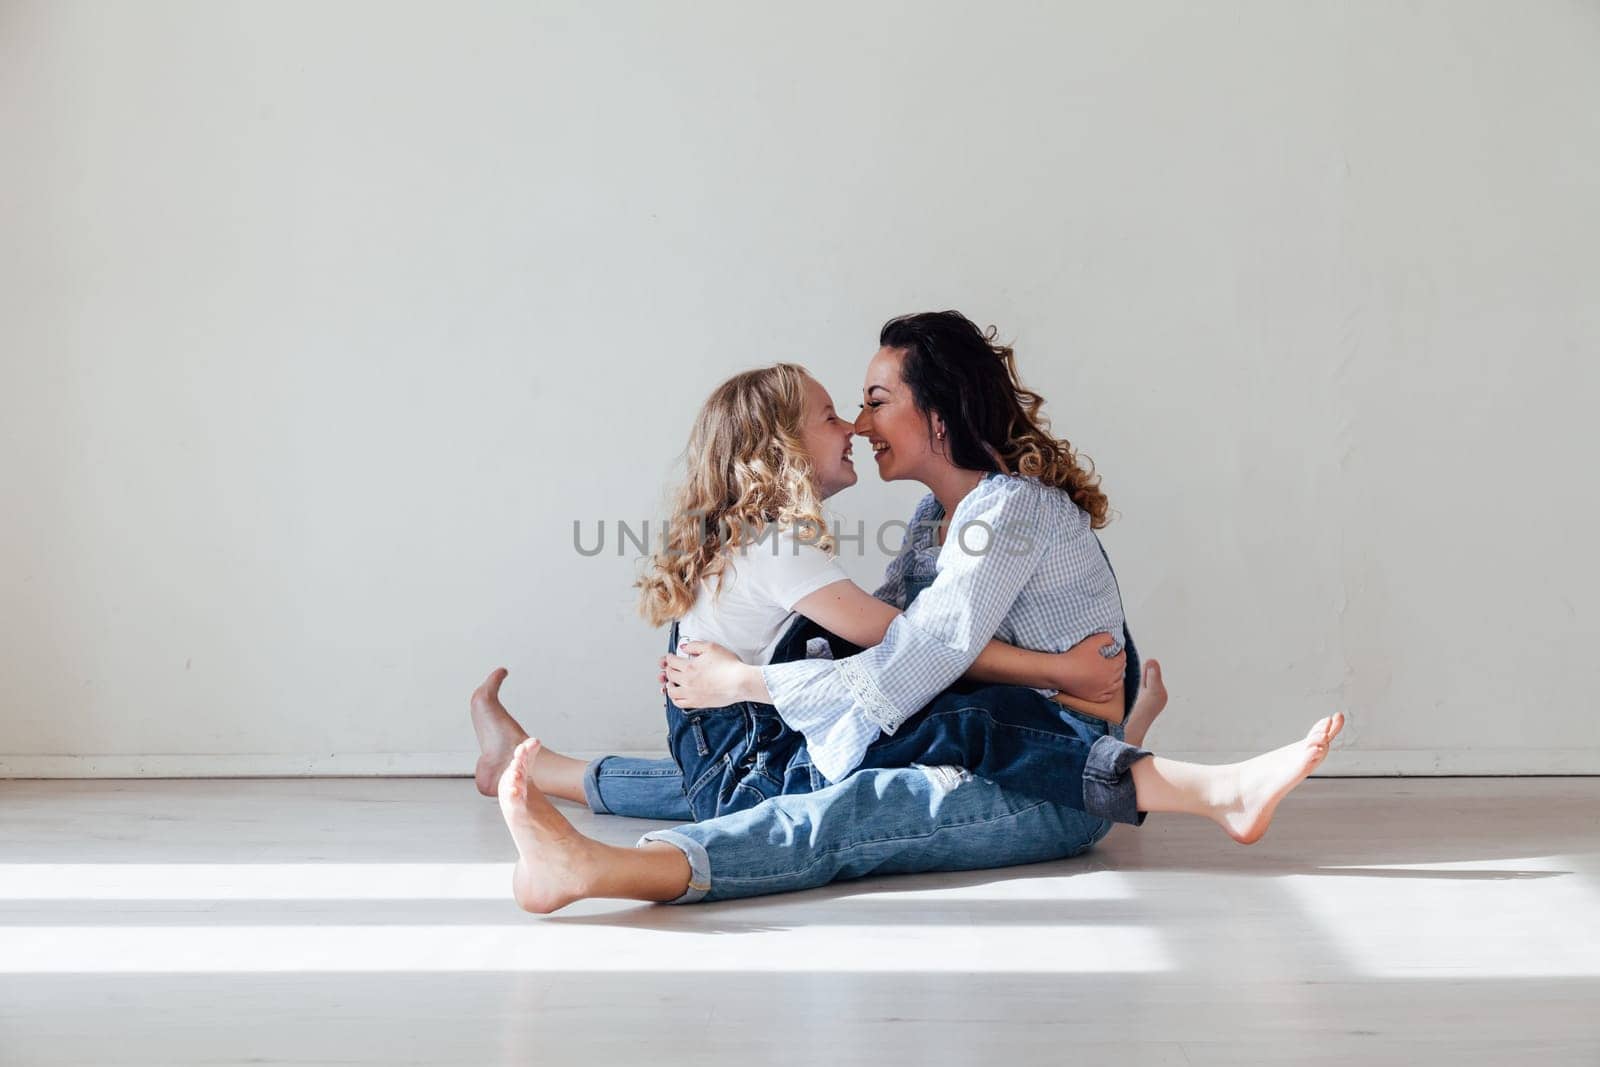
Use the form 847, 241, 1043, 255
636, 828, 711, 904
581, 758, 612, 815
1083, 734, 1152, 826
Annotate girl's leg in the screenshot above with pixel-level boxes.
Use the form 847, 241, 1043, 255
470, 668, 693, 817
469, 667, 591, 802
582, 756, 693, 821
1123, 660, 1166, 747
1049, 658, 1168, 745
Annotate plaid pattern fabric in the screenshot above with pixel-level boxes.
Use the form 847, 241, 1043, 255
762, 473, 1127, 782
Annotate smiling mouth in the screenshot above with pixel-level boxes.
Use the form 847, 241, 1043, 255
871, 441, 890, 460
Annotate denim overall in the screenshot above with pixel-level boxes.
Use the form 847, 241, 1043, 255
663, 616, 857, 822
662, 536, 1148, 825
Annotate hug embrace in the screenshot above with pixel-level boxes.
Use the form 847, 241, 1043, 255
468, 310, 1344, 914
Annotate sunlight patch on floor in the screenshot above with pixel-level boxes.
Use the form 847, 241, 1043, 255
1282, 857, 1600, 978
0, 922, 1173, 974
0, 863, 510, 901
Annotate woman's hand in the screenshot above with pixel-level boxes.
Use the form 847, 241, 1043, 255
660, 640, 761, 708
1054, 633, 1126, 703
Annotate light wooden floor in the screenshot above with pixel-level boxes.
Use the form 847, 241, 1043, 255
1, 776, 1597, 1066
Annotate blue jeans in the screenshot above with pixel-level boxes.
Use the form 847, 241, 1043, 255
644, 624, 1139, 903
643, 761, 1115, 903
586, 751, 1115, 903
581, 754, 694, 822
660, 616, 1151, 825
581, 622, 1145, 903
589, 536, 1146, 902
580, 617, 833, 822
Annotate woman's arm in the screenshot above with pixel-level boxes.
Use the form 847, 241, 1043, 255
793, 579, 1125, 701
966, 633, 1125, 703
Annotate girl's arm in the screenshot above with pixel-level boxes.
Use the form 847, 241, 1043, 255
792, 579, 1124, 702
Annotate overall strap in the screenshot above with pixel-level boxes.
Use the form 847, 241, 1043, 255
1092, 532, 1142, 719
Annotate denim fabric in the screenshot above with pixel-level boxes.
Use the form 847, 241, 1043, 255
1083, 734, 1152, 826
640, 633, 1142, 904
579, 621, 842, 822
583, 633, 1149, 827
664, 617, 838, 823
638, 538, 1150, 903
666, 615, 1149, 824
581, 755, 693, 821
640, 764, 1115, 904
760, 477, 1130, 780
858, 680, 1150, 822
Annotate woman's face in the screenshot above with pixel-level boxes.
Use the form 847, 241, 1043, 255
854, 346, 941, 483
799, 375, 859, 499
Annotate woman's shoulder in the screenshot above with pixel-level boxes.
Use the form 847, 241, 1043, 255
970, 472, 1087, 527
971, 471, 1062, 506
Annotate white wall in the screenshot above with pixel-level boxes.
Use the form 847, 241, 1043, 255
3, 0, 1597, 777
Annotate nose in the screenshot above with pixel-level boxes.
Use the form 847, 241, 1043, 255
853, 409, 871, 435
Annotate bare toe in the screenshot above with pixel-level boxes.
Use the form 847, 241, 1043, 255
471, 669, 528, 797
496, 739, 593, 915
1223, 713, 1344, 845
1123, 658, 1168, 748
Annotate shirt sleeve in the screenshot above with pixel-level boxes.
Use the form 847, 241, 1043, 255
738, 533, 850, 611
760, 478, 1050, 781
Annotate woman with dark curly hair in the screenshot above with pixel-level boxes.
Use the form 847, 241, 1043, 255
479, 311, 1342, 914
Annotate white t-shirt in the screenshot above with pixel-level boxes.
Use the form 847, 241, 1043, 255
677, 531, 850, 665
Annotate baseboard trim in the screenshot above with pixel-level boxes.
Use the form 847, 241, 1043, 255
2, 749, 1597, 779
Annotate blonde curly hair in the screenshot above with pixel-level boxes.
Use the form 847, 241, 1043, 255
636, 363, 834, 627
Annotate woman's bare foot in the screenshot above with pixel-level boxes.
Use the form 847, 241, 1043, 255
1212, 713, 1345, 844
498, 738, 599, 914
1122, 659, 1167, 748
471, 668, 529, 796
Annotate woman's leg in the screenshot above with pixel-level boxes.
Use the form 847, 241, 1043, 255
656, 713, 1344, 901
497, 738, 1106, 912
1129, 713, 1343, 843
499, 740, 695, 912
494, 711, 1344, 912
854, 662, 1171, 813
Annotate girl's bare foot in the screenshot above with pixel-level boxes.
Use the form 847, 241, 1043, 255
471, 668, 529, 796
498, 739, 599, 914
1122, 659, 1167, 748
1213, 713, 1345, 844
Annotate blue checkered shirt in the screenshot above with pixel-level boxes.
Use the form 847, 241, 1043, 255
761, 472, 1127, 782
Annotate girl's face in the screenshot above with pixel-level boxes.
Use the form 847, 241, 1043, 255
854, 346, 943, 483
800, 375, 859, 499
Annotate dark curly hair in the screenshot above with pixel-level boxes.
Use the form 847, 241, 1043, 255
879, 310, 1111, 528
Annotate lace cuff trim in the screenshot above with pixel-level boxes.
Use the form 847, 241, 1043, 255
835, 655, 906, 734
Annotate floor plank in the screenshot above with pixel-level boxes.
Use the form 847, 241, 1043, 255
1, 777, 1596, 1065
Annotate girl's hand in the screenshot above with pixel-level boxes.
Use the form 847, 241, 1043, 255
660, 640, 757, 708
1054, 633, 1126, 703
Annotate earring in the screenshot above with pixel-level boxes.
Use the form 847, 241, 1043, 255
937, 429, 946, 440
